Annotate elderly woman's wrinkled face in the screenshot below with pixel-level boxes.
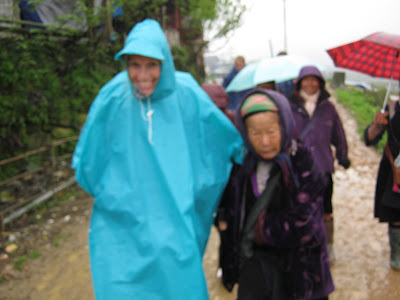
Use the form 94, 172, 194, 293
300, 75, 320, 95
127, 55, 161, 96
245, 111, 281, 160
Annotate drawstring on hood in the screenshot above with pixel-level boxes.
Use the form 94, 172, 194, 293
134, 85, 155, 145
138, 96, 154, 145
115, 19, 177, 146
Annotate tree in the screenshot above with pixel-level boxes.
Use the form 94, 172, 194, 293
115, 0, 245, 38
0, 0, 245, 160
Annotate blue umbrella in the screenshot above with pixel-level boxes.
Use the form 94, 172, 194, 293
226, 54, 324, 92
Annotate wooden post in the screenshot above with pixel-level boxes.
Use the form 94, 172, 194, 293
85, 0, 95, 68
50, 146, 56, 196
103, 0, 113, 41
0, 212, 4, 232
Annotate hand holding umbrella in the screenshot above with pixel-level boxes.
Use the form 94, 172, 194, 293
327, 32, 400, 111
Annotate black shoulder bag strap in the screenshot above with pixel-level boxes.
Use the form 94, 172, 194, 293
239, 169, 281, 263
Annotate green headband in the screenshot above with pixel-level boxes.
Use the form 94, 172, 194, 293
240, 93, 278, 118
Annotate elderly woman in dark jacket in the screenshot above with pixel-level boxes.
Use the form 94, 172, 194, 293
217, 88, 334, 300
287, 66, 350, 264
364, 99, 400, 270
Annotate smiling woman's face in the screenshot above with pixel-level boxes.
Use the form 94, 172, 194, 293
300, 75, 320, 95
127, 55, 161, 96
245, 111, 281, 160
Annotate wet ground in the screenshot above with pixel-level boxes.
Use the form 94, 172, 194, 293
1, 95, 400, 299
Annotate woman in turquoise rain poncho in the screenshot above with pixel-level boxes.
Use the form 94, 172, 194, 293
72, 19, 243, 300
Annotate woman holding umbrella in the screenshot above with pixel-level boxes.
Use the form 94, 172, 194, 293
327, 31, 400, 270
364, 96, 400, 270
288, 66, 351, 265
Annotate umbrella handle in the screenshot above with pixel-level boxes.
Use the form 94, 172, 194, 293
381, 79, 392, 113
382, 51, 399, 112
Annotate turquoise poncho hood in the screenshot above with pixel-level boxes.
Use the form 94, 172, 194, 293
72, 19, 243, 300
114, 19, 175, 101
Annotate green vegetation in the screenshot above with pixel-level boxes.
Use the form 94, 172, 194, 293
28, 250, 41, 260
14, 256, 29, 270
13, 250, 41, 270
0, 33, 120, 168
335, 86, 388, 152
0, 0, 245, 170
52, 233, 63, 247
52, 232, 73, 248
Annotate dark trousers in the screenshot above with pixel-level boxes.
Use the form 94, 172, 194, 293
237, 253, 329, 300
323, 173, 333, 214
237, 253, 287, 300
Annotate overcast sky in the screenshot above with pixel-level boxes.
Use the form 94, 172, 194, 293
205, 0, 400, 68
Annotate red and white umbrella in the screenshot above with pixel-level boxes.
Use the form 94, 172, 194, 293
327, 32, 400, 110
327, 32, 400, 79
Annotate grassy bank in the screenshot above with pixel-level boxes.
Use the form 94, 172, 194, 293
334, 86, 388, 152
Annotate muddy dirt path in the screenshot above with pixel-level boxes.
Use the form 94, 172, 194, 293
1, 95, 400, 300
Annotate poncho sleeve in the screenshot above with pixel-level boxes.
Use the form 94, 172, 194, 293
72, 75, 127, 197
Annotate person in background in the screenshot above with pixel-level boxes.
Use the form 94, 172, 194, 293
72, 19, 243, 300
288, 65, 351, 265
201, 83, 237, 127
276, 51, 296, 97
364, 96, 400, 270
223, 55, 249, 110
217, 88, 334, 299
257, 80, 277, 91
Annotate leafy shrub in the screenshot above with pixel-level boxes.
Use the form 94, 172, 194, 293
172, 44, 205, 83
0, 33, 121, 161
